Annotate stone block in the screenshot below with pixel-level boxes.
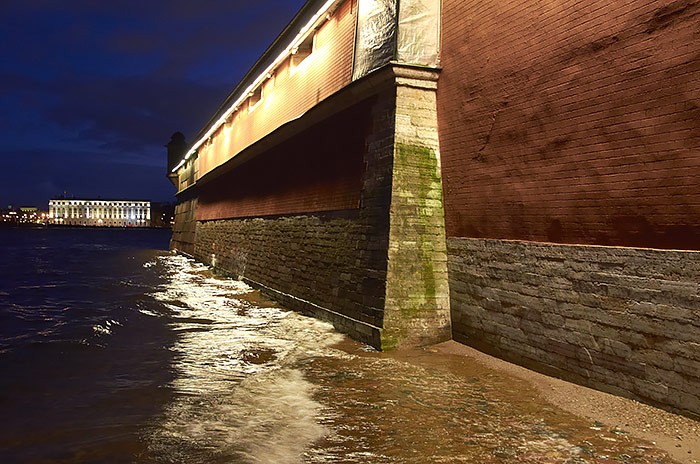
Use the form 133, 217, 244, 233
448, 237, 700, 416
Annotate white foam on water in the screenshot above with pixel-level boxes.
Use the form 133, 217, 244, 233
146, 254, 344, 463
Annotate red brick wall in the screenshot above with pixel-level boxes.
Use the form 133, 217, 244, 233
197, 0, 357, 180
196, 101, 372, 221
438, 0, 700, 249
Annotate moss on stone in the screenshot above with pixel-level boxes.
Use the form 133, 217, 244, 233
380, 328, 404, 351
389, 142, 444, 317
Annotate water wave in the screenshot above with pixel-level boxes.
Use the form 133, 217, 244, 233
145, 255, 344, 463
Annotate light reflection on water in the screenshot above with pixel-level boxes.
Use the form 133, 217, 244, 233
145, 255, 343, 463
144, 255, 674, 464
0, 229, 680, 462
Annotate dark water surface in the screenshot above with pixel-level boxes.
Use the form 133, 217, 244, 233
0, 228, 675, 463
0, 228, 174, 462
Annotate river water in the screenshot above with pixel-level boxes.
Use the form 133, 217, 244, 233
0, 228, 675, 463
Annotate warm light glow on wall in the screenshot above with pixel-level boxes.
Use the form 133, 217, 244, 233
172, 0, 340, 173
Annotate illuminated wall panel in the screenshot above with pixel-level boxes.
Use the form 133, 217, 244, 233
194, 0, 357, 182
438, 0, 700, 249
197, 99, 371, 221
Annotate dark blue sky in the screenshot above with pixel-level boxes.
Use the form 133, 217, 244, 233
0, 0, 304, 208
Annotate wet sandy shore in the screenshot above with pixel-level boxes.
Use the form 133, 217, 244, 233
304, 334, 699, 463
432, 341, 700, 464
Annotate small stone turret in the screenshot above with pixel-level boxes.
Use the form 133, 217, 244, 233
165, 132, 187, 187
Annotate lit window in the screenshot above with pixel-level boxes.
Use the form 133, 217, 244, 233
291, 32, 315, 69
248, 86, 263, 111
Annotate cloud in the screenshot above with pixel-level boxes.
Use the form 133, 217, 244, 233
47, 74, 233, 153
0, 148, 175, 207
104, 2, 302, 83
0, 0, 306, 205
0, 72, 40, 95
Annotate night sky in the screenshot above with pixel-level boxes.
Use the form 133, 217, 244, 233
0, 0, 304, 208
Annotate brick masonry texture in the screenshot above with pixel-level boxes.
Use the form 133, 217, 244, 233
191, 91, 396, 347
438, 0, 700, 249
196, 98, 369, 221
171, 197, 197, 255
448, 237, 700, 418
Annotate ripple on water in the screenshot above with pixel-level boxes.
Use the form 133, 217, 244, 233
144, 255, 344, 463
143, 255, 675, 464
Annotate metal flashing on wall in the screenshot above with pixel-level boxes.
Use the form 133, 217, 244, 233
397, 0, 440, 66
352, 0, 397, 80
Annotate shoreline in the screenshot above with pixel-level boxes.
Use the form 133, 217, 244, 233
431, 340, 700, 464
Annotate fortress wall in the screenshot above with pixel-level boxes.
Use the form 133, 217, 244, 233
191, 93, 396, 346
190, 65, 452, 349
439, 0, 700, 417
448, 238, 700, 418
171, 197, 197, 256
171, 0, 700, 414
438, 0, 700, 248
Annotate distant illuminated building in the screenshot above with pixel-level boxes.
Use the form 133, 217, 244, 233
49, 199, 151, 227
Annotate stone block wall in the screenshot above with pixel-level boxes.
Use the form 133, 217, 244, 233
171, 197, 197, 255
195, 212, 384, 346
448, 237, 700, 418
382, 66, 452, 349
192, 89, 397, 347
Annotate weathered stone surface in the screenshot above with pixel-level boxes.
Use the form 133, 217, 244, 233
449, 237, 700, 418
181, 69, 453, 350
195, 212, 385, 337
382, 67, 451, 350
171, 197, 197, 255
